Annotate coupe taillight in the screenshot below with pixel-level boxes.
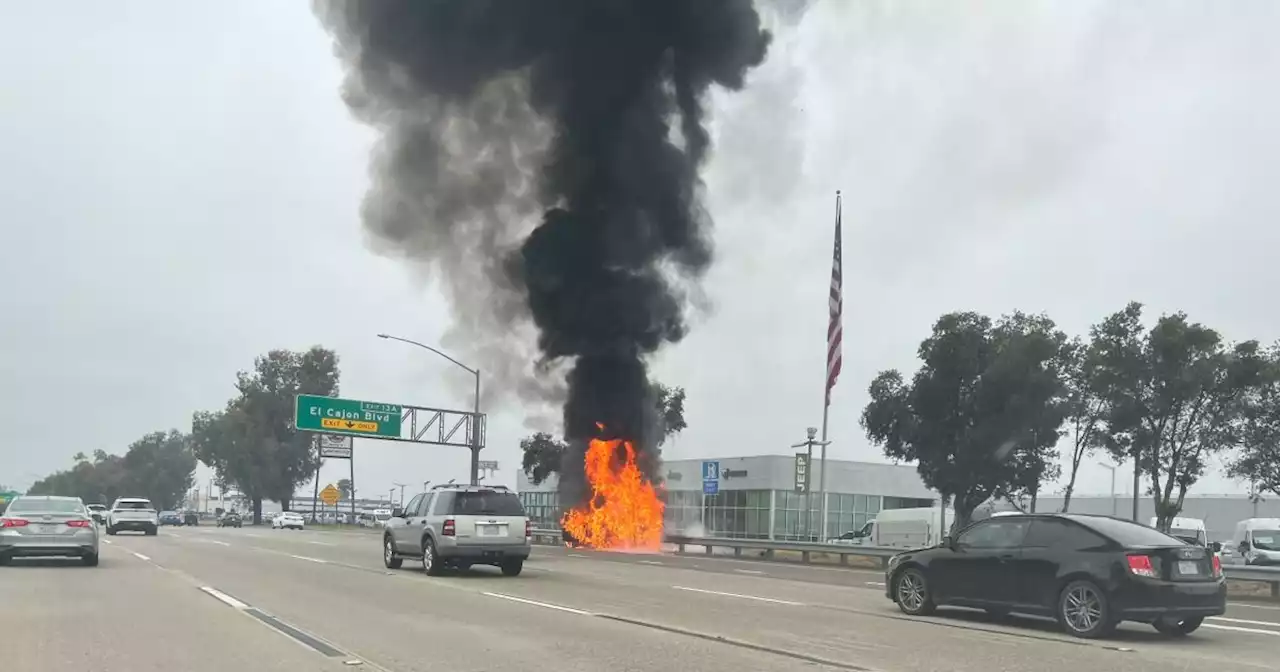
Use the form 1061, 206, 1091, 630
442, 518, 456, 536
1127, 554, 1157, 578
66, 520, 92, 528
0, 518, 27, 528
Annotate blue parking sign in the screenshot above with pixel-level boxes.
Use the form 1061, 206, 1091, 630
702, 460, 720, 481
703, 479, 719, 495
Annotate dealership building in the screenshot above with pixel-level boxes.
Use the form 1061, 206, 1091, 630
516, 455, 937, 541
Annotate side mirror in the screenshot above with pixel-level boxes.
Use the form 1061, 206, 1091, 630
1240, 540, 1251, 551
391, 507, 405, 518
1210, 541, 1222, 553
942, 535, 955, 549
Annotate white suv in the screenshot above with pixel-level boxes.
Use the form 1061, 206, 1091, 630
106, 498, 158, 536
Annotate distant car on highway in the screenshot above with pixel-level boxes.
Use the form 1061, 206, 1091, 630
217, 512, 242, 528
886, 513, 1225, 639
158, 511, 183, 526
272, 511, 305, 530
106, 498, 159, 536
182, 511, 199, 526
383, 484, 531, 577
85, 504, 108, 525
0, 495, 100, 566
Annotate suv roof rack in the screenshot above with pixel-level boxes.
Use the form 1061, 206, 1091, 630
430, 483, 510, 491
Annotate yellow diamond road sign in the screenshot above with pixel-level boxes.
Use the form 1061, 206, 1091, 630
319, 484, 341, 505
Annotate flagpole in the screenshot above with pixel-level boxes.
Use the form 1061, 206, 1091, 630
818, 190, 842, 543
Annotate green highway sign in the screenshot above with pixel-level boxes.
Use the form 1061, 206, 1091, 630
295, 394, 403, 439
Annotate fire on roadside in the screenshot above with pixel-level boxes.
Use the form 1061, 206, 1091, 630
560, 424, 664, 551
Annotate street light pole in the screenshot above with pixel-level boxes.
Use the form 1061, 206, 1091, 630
393, 482, 407, 506
376, 333, 483, 485
1098, 462, 1118, 517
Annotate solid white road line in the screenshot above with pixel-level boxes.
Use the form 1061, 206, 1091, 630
671, 585, 804, 606
638, 560, 663, 565
306, 540, 334, 546
199, 586, 250, 610
483, 592, 592, 616
131, 552, 150, 561
1232, 602, 1280, 612
289, 554, 328, 564
102, 539, 112, 545
733, 569, 765, 575
195, 539, 231, 547
1203, 623, 1280, 636
1209, 616, 1280, 628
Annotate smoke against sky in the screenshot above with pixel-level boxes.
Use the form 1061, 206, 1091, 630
314, 0, 773, 506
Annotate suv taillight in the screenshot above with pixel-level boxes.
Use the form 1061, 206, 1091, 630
1212, 554, 1223, 578
442, 518, 455, 536
0, 518, 27, 528
525, 520, 532, 538
1127, 554, 1157, 578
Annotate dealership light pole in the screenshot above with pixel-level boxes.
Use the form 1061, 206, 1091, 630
792, 427, 830, 541
376, 333, 482, 485
1098, 462, 1118, 517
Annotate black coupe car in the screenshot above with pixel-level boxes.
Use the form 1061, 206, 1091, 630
885, 513, 1225, 639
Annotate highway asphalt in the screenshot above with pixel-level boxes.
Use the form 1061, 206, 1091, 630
2, 524, 1277, 672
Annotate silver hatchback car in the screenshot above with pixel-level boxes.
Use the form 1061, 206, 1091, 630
0, 495, 100, 566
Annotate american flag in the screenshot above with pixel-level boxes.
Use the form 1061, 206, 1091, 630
825, 192, 843, 407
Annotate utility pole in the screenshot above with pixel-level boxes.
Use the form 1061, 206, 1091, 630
393, 482, 407, 506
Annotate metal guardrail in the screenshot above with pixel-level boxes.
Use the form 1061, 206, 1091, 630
531, 529, 1280, 598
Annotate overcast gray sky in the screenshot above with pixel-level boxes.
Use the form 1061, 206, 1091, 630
3, 0, 1276, 500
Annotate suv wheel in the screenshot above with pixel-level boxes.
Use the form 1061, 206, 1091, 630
422, 537, 443, 576
500, 559, 524, 577
1058, 580, 1116, 638
82, 553, 99, 567
145, 526, 158, 536
383, 536, 403, 569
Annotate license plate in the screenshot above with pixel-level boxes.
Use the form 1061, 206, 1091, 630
478, 525, 503, 537
1178, 560, 1200, 575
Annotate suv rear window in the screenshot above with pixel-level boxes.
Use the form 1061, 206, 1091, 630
1075, 516, 1184, 546
451, 491, 525, 516
115, 500, 154, 510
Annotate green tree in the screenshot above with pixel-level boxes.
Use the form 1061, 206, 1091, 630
337, 478, 353, 500
1056, 337, 1108, 512
1090, 302, 1265, 532
521, 432, 567, 485
1228, 344, 1280, 497
861, 311, 1069, 532
122, 430, 196, 510
520, 382, 688, 484
192, 347, 340, 523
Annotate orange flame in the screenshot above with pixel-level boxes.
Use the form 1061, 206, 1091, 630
560, 424, 664, 551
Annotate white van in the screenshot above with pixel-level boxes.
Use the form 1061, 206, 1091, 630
1231, 518, 1280, 566
1149, 516, 1207, 547
832, 506, 954, 549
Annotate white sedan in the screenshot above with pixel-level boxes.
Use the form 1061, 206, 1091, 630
272, 512, 305, 530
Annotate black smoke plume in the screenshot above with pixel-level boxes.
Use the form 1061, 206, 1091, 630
314, 0, 771, 509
